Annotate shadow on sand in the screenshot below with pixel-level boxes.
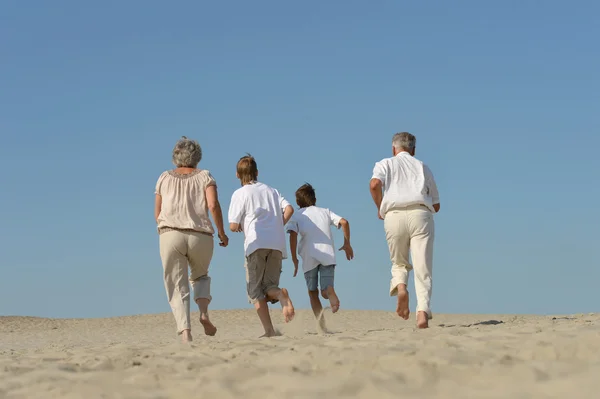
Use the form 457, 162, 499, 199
438, 320, 504, 328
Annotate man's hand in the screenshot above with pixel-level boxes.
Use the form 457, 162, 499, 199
378, 210, 383, 220
339, 243, 354, 260
218, 232, 229, 247
292, 257, 299, 277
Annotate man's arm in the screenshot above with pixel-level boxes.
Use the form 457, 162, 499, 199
424, 164, 441, 213
283, 205, 294, 225
369, 178, 384, 220
154, 194, 162, 223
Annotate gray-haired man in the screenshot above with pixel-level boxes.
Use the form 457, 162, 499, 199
369, 132, 440, 329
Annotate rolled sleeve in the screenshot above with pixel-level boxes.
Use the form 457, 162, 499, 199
228, 191, 244, 224
328, 209, 343, 227
286, 218, 299, 234
279, 194, 291, 211
154, 172, 167, 195
371, 161, 386, 182
424, 164, 440, 204
204, 170, 217, 188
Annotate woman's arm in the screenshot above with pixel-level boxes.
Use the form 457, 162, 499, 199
206, 185, 229, 246
154, 194, 162, 223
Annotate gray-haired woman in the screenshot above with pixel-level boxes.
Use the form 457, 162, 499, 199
154, 136, 229, 343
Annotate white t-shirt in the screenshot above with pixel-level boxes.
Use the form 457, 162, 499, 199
371, 152, 440, 218
228, 182, 291, 258
286, 206, 343, 273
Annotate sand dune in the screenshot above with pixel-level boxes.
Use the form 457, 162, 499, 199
1, 310, 599, 398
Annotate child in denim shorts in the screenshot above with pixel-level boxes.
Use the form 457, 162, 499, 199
287, 184, 354, 326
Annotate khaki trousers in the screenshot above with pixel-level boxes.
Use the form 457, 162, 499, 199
384, 205, 435, 318
244, 249, 283, 304
159, 230, 214, 333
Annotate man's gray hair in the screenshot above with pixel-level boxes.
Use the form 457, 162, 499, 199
172, 136, 202, 167
392, 132, 416, 152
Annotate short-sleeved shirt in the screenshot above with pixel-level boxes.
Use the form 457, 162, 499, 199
155, 169, 216, 234
371, 152, 439, 218
228, 182, 291, 258
286, 206, 343, 273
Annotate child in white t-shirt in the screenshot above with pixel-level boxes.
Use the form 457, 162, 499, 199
228, 154, 296, 337
287, 183, 354, 325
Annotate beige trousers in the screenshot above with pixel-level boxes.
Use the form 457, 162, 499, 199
384, 205, 435, 318
159, 230, 214, 334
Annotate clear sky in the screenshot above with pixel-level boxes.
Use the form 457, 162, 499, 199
1, 0, 598, 319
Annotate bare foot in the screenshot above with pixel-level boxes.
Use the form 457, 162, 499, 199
181, 329, 193, 343
259, 329, 281, 338
279, 288, 295, 322
316, 310, 330, 334
326, 287, 340, 313
199, 314, 217, 336
396, 287, 410, 320
417, 311, 429, 329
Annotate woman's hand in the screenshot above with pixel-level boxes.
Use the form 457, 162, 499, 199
218, 232, 229, 247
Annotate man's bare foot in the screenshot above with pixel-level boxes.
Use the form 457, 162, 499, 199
279, 288, 295, 322
417, 311, 429, 329
396, 286, 410, 320
181, 329, 193, 343
199, 314, 217, 336
326, 287, 340, 313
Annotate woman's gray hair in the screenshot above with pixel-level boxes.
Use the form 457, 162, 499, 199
392, 132, 416, 152
172, 136, 202, 167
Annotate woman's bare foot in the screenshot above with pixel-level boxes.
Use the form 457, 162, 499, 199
199, 313, 217, 336
181, 329, 193, 343
279, 288, 295, 322
416, 311, 429, 329
396, 286, 410, 320
326, 287, 340, 313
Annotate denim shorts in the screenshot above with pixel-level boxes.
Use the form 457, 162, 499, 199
304, 264, 335, 291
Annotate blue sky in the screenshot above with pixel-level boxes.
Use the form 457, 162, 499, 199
1, 0, 598, 318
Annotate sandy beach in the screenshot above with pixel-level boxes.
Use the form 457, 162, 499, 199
1, 310, 599, 398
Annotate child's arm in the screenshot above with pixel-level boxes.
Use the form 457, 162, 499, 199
289, 231, 299, 277
337, 218, 354, 260
283, 205, 294, 225
228, 191, 244, 233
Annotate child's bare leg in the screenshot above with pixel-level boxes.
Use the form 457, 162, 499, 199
323, 286, 340, 313
309, 290, 328, 332
266, 288, 295, 323
195, 298, 217, 336
254, 298, 277, 337
308, 290, 323, 318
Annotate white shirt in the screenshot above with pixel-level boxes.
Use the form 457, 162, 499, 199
286, 206, 342, 273
371, 152, 440, 218
228, 182, 291, 258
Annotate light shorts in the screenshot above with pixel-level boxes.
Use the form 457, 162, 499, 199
304, 264, 335, 292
